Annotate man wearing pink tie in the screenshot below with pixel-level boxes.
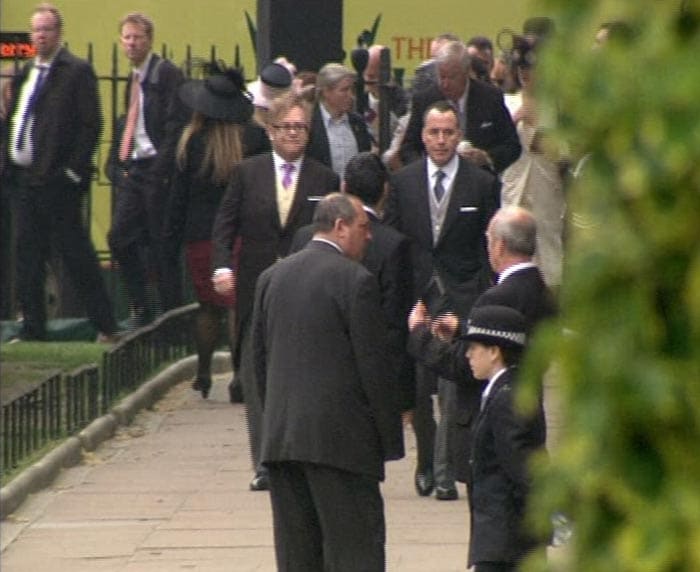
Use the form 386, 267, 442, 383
107, 12, 189, 327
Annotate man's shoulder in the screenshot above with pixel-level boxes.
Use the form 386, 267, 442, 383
238, 151, 272, 171
468, 77, 504, 101
392, 157, 425, 182
53, 48, 92, 71
455, 155, 498, 185
411, 83, 443, 109
301, 156, 338, 182
370, 219, 408, 247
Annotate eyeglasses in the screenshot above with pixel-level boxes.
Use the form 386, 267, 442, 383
273, 123, 308, 133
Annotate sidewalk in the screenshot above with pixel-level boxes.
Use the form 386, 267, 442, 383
0, 361, 570, 571
1, 369, 474, 572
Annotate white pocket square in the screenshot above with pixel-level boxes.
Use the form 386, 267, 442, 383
480, 121, 493, 128
460, 206, 478, 212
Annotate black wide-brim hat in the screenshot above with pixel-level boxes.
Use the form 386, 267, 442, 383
179, 71, 254, 122
461, 305, 527, 348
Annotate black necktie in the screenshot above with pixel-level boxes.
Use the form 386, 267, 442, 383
434, 170, 446, 202
16, 64, 49, 151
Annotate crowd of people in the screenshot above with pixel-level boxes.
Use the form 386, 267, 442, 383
2, 3, 580, 571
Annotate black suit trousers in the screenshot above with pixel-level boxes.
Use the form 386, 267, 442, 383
108, 161, 182, 312
12, 173, 116, 338
267, 461, 386, 572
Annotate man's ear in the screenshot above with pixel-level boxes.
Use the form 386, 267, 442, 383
333, 217, 346, 235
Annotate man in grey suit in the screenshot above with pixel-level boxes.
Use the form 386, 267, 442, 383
252, 193, 404, 572
384, 100, 500, 501
211, 92, 338, 491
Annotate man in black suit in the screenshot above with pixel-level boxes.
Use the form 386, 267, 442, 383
400, 40, 520, 174
252, 192, 404, 572
291, 151, 415, 412
211, 92, 338, 492
384, 100, 500, 501
4, 4, 118, 342
305, 63, 373, 179
407, 206, 557, 485
108, 12, 189, 325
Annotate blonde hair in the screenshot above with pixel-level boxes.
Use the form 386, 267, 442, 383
176, 113, 244, 185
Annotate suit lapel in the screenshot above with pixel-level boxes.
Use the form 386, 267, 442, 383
283, 158, 311, 230
415, 162, 435, 246
260, 154, 282, 230
436, 158, 472, 246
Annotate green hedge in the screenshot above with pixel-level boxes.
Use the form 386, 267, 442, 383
521, 2, 700, 571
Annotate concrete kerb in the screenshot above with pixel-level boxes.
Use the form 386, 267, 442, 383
0, 351, 232, 519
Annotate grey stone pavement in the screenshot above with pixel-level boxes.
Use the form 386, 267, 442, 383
0, 357, 570, 571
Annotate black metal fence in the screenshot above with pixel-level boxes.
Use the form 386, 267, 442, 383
0, 304, 197, 479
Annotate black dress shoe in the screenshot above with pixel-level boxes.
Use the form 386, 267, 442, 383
435, 485, 459, 501
192, 376, 212, 398
414, 468, 435, 497
228, 381, 244, 404
249, 472, 269, 491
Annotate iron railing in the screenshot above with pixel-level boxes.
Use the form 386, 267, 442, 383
1, 304, 197, 479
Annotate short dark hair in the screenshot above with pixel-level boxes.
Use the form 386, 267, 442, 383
313, 192, 358, 232
490, 207, 537, 257
343, 152, 386, 207
422, 100, 459, 126
467, 36, 493, 52
500, 344, 524, 366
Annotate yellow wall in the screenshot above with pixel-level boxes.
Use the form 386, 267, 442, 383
3, 1, 540, 251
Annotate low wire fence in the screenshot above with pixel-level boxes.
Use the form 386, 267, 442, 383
1, 304, 197, 479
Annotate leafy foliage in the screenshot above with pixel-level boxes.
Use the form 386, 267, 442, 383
521, 1, 700, 570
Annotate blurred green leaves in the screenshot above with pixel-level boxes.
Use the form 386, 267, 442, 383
521, 1, 700, 570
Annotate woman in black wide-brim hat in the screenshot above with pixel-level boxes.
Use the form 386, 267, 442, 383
163, 67, 270, 399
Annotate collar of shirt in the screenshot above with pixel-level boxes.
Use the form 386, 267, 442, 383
481, 366, 509, 408
272, 151, 303, 178
131, 52, 154, 80
498, 261, 537, 284
363, 204, 378, 219
427, 153, 459, 187
320, 102, 349, 126
33, 53, 56, 68
311, 237, 344, 254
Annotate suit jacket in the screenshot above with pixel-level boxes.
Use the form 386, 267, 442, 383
305, 105, 373, 170
107, 54, 189, 184
407, 265, 556, 481
400, 78, 521, 173
210, 152, 338, 326
290, 212, 416, 410
468, 366, 547, 566
252, 240, 404, 480
6, 48, 100, 188
384, 155, 500, 318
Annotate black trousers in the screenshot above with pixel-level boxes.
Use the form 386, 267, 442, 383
412, 364, 437, 473
108, 161, 181, 314
267, 461, 386, 572
11, 174, 116, 338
